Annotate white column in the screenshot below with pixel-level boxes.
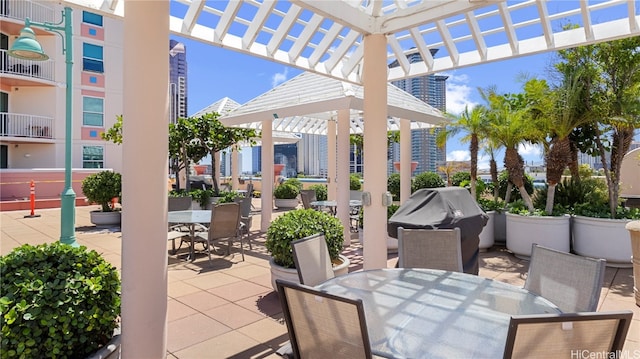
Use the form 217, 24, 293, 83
261, 121, 273, 231
231, 147, 239, 190
214, 151, 221, 189
327, 118, 337, 200
362, 34, 388, 269
121, 1, 168, 357
400, 119, 411, 204
336, 109, 351, 246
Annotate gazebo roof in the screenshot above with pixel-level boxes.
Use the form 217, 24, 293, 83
219, 71, 445, 135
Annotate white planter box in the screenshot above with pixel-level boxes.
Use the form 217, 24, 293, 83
89, 211, 121, 227
506, 213, 570, 258
572, 215, 632, 268
479, 211, 495, 251
274, 198, 299, 209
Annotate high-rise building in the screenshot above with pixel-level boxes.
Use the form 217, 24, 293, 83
252, 143, 299, 178
169, 39, 187, 124
389, 49, 447, 174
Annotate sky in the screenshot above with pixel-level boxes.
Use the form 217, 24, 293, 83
176, 32, 555, 172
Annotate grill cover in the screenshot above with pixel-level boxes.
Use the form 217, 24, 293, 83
388, 187, 488, 274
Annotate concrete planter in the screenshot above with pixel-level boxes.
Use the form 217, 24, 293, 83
506, 213, 570, 258
274, 198, 299, 209
479, 211, 495, 251
625, 220, 640, 307
269, 255, 350, 292
89, 211, 121, 227
573, 215, 633, 268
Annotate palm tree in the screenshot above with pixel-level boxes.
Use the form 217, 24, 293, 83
486, 92, 541, 212
436, 105, 487, 199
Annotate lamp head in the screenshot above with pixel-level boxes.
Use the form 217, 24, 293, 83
8, 25, 49, 61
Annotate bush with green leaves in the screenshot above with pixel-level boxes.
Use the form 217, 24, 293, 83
188, 188, 212, 208
451, 171, 471, 187
309, 184, 327, 201
274, 183, 300, 199
477, 198, 505, 212
216, 190, 241, 204
0, 243, 121, 359
532, 177, 607, 213
349, 174, 362, 191
412, 172, 445, 192
387, 173, 401, 201
282, 178, 303, 191
266, 209, 344, 268
81, 171, 122, 212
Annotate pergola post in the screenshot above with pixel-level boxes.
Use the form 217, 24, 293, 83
261, 121, 273, 231
400, 118, 412, 204
336, 109, 351, 246
121, 1, 169, 357
327, 118, 337, 200
231, 147, 239, 190
362, 34, 388, 269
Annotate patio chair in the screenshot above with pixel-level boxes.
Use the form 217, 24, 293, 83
276, 279, 375, 359
525, 244, 606, 312
234, 196, 253, 249
194, 202, 244, 262
291, 233, 334, 286
397, 227, 463, 272
300, 190, 316, 210
167, 196, 192, 253
503, 310, 633, 359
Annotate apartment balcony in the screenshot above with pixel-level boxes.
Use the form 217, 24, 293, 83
0, 49, 55, 86
0, 0, 57, 34
0, 113, 55, 142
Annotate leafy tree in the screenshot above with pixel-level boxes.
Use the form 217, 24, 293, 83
387, 173, 401, 201
169, 117, 206, 190
451, 171, 470, 187
412, 171, 445, 192
101, 115, 123, 145
190, 112, 257, 194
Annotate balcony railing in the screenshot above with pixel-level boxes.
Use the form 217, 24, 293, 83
0, 49, 55, 82
1, 0, 57, 24
0, 113, 54, 139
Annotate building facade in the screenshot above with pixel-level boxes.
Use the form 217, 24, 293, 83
389, 50, 447, 175
1, 1, 124, 172
169, 39, 187, 124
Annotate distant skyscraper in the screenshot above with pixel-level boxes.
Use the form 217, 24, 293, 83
389, 49, 447, 174
252, 144, 299, 177
169, 39, 187, 123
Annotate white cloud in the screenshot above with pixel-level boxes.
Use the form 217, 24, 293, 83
518, 142, 543, 157
443, 72, 479, 115
448, 150, 470, 161
271, 68, 289, 88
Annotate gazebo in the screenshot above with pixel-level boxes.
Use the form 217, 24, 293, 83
58, 0, 640, 356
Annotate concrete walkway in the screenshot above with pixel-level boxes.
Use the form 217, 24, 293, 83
1, 204, 638, 358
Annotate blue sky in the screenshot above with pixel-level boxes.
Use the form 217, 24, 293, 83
176, 32, 552, 171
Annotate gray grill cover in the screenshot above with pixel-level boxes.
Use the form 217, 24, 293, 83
388, 187, 488, 275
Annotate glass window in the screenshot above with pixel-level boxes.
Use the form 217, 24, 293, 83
83, 146, 104, 168
83, 97, 104, 126
82, 11, 103, 26
83, 43, 104, 73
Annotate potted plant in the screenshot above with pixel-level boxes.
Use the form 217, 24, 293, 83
273, 183, 300, 209
265, 209, 349, 291
81, 170, 122, 226
0, 242, 121, 358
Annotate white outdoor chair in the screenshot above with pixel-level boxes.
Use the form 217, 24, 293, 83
525, 244, 606, 312
503, 311, 633, 359
397, 227, 463, 272
291, 233, 335, 286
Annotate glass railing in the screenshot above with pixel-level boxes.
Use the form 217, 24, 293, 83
0, 112, 54, 139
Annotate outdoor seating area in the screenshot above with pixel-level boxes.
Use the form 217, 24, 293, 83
1, 202, 638, 358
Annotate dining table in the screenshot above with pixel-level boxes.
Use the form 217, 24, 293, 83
316, 268, 561, 359
310, 199, 362, 216
167, 210, 211, 261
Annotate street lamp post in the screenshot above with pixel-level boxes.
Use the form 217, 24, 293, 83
8, 7, 77, 246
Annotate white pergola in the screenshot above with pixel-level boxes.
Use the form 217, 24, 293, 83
61, 0, 640, 356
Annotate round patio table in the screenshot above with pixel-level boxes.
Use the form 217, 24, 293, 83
317, 268, 560, 359
168, 210, 211, 261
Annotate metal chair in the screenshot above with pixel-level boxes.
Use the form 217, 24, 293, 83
167, 196, 192, 254
276, 279, 375, 359
300, 189, 316, 210
291, 233, 334, 286
234, 196, 253, 250
194, 202, 244, 262
397, 227, 463, 272
503, 311, 633, 359
525, 244, 606, 312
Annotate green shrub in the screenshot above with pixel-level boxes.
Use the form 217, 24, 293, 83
309, 184, 327, 201
274, 183, 300, 199
266, 209, 344, 268
477, 198, 505, 212
0, 243, 121, 359
81, 171, 121, 212
216, 191, 241, 204
412, 172, 445, 192
451, 171, 471, 187
349, 174, 362, 191
532, 177, 607, 212
387, 173, 401, 201
188, 188, 212, 208
283, 178, 303, 191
